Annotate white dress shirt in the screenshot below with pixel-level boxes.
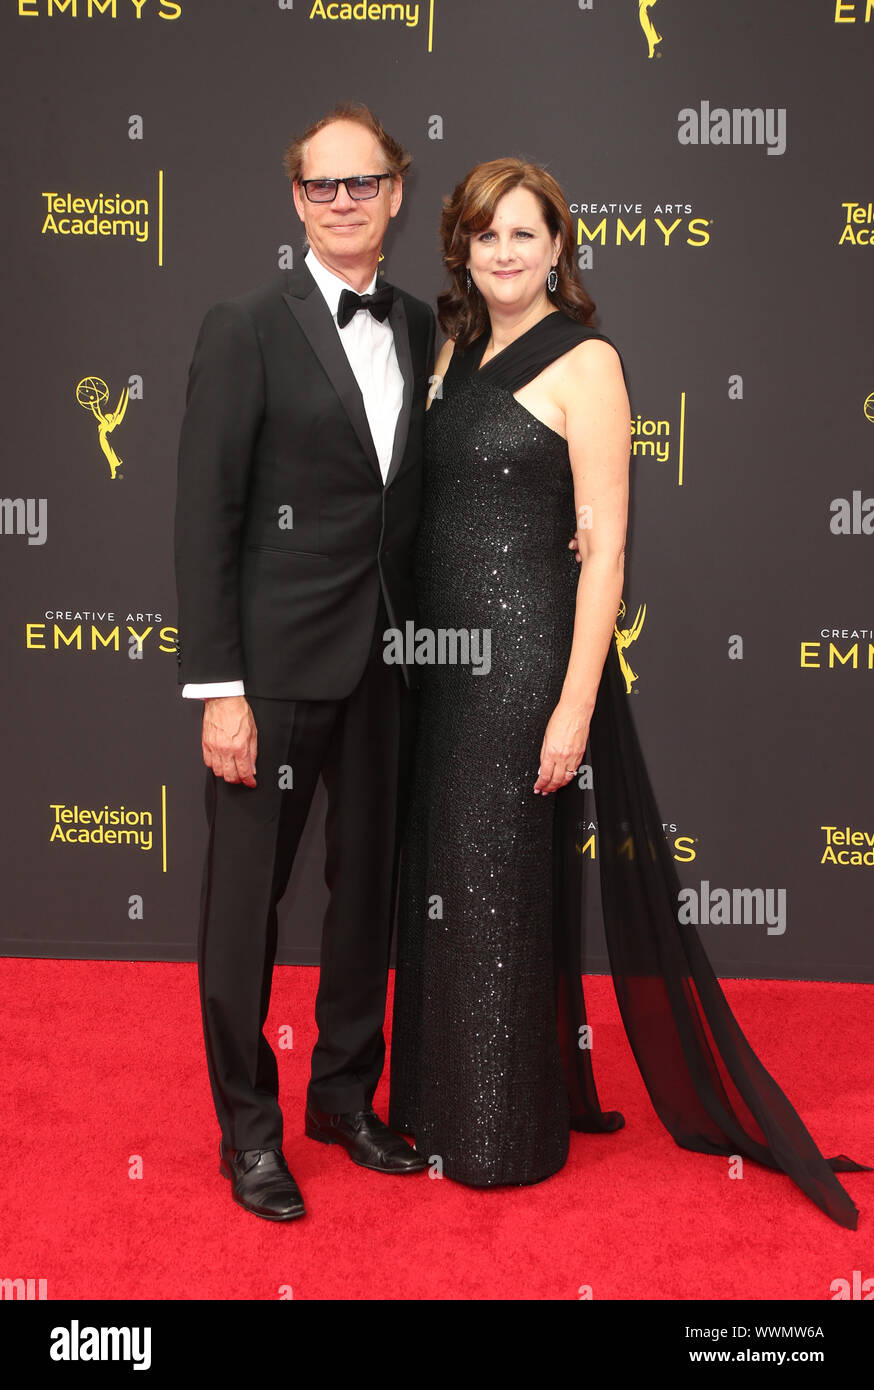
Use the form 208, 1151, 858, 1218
182, 248, 405, 700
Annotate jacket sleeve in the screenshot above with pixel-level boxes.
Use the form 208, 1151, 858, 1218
173, 300, 265, 686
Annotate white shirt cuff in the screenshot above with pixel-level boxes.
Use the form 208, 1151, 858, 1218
181, 681, 245, 699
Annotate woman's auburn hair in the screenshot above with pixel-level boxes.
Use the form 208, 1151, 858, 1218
437, 158, 596, 350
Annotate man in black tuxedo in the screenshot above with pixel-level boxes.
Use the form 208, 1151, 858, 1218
174, 104, 435, 1220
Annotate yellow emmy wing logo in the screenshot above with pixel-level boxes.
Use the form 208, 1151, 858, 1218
864, 392, 874, 422
614, 599, 646, 692
639, 0, 662, 59
76, 376, 129, 480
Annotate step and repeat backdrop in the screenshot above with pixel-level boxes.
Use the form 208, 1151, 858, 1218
0, 1, 871, 979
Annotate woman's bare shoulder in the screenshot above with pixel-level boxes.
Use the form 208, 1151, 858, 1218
560, 335, 623, 379
435, 337, 455, 373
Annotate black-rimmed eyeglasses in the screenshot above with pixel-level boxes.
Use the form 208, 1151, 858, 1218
299, 175, 392, 203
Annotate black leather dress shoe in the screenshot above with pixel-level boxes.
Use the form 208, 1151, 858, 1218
305, 1106, 428, 1174
219, 1141, 306, 1221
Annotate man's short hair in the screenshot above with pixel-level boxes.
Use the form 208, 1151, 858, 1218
283, 102, 411, 183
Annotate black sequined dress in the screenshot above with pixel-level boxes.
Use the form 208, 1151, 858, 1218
388, 311, 869, 1227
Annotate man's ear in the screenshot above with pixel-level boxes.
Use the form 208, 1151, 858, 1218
291, 180, 306, 222
389, 176, 403, 218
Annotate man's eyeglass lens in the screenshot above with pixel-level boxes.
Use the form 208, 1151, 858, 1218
302, 176, 388, 202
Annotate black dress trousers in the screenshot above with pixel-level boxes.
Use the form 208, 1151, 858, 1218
196, 590, 413, 1150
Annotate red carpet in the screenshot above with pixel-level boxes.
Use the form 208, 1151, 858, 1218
1, 959, 870, 1300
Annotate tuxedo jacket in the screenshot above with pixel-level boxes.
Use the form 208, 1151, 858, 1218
174, 262, 436, 700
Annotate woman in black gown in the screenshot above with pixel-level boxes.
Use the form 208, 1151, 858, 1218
388, 158, 869, 1228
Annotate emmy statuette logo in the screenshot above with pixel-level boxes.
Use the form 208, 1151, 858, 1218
614, 599, 646, 692
638, 0, 662, 59
76, 377, 129, 480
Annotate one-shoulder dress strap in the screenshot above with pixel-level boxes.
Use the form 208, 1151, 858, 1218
442, 313, 627, 396
479, 313, 628, 394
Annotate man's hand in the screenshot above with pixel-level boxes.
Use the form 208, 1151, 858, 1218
568, 534, 583, 564
202, 696, 258, 786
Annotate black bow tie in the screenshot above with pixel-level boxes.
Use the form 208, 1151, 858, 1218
336, 284, 394, 329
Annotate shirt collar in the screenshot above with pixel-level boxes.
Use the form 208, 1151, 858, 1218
305, 248, 378, 320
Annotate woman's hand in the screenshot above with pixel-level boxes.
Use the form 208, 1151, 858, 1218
534, 700, 591, 795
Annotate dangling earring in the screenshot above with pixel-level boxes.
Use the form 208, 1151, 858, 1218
466, 269, 473, 292
547, 266, 558, 293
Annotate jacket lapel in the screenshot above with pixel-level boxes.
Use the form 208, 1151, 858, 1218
281, 263, 382, 481
384, 289, 413, 489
